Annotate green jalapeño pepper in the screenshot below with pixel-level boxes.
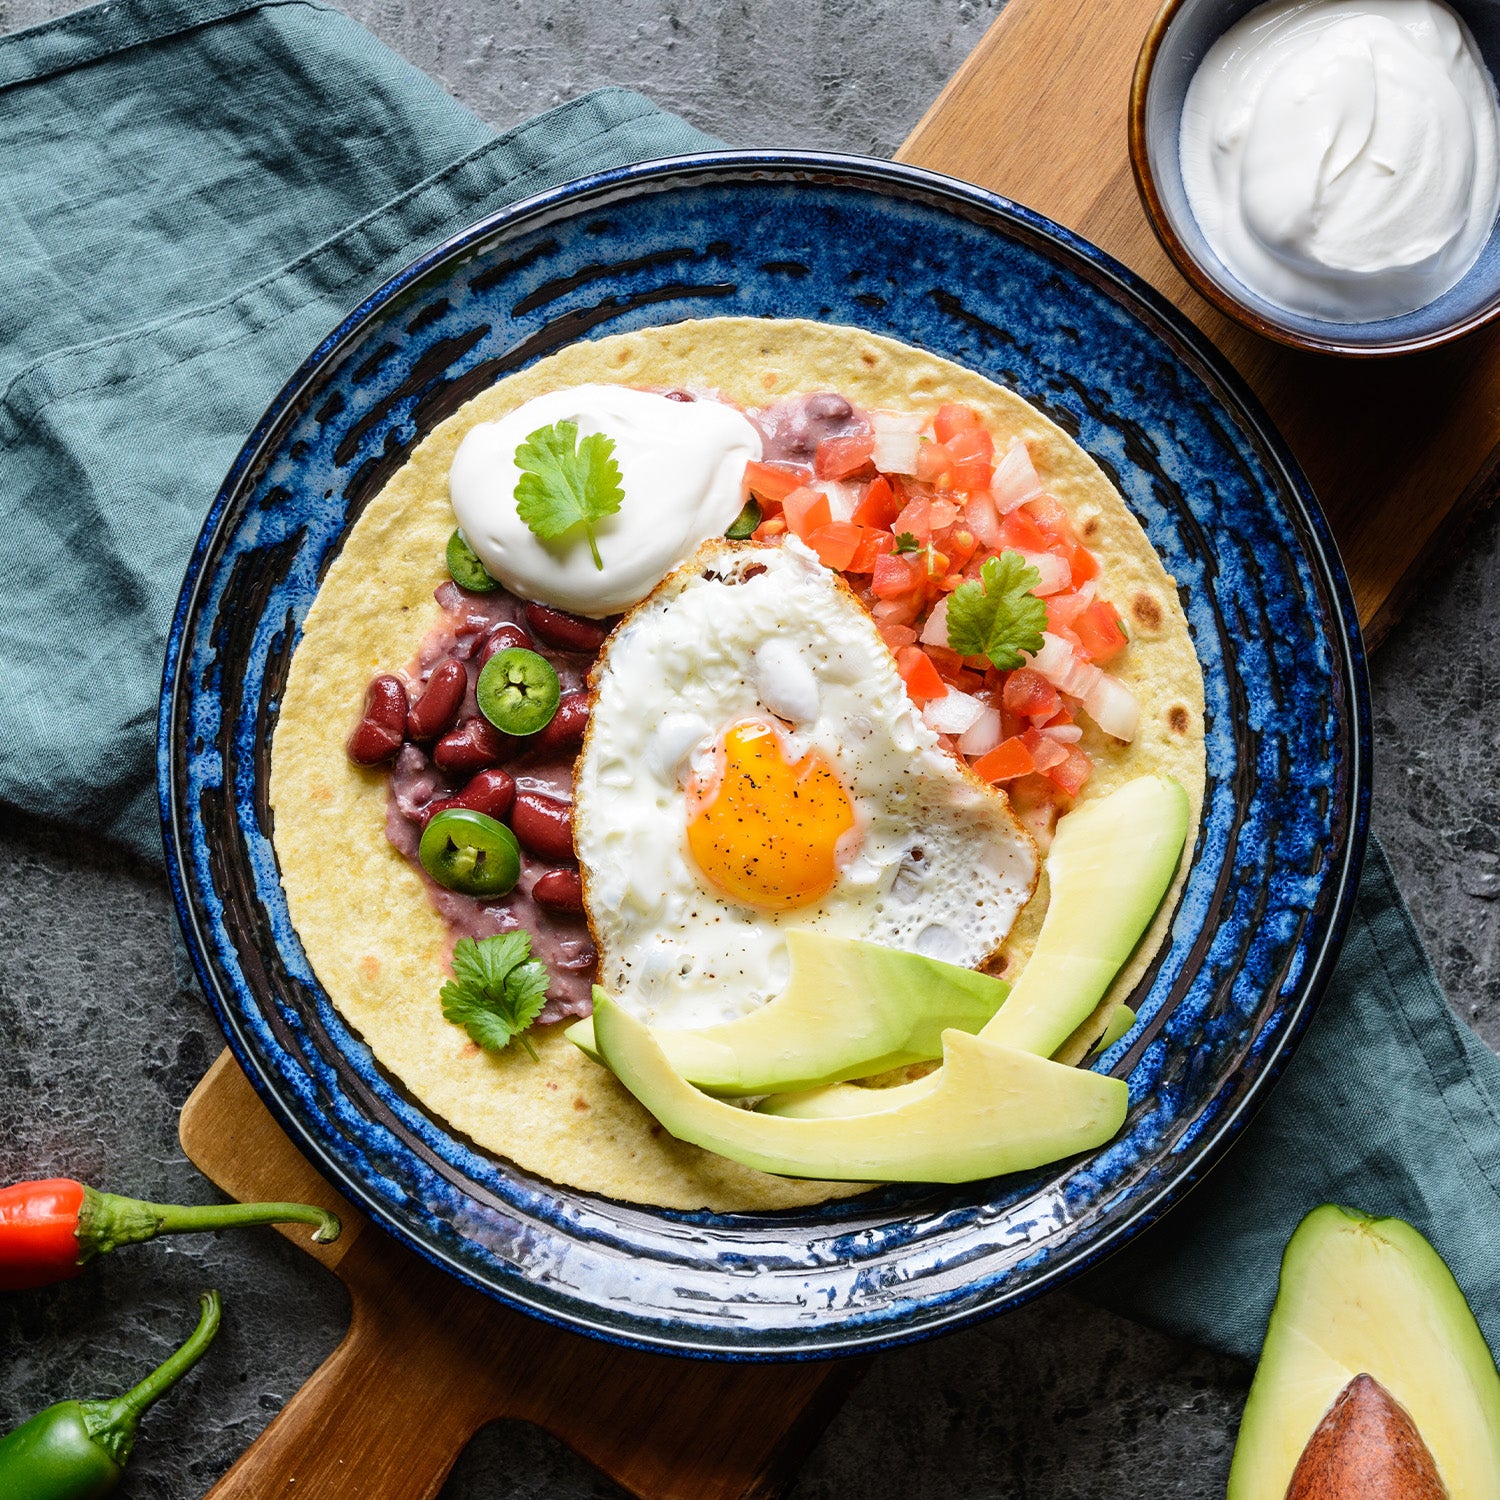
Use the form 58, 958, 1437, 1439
477, 648, 561, 736
446, 529, 499, 593
0, 1290, 220, 1500
419, 808, 522, 897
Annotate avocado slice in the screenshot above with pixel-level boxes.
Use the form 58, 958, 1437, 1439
566, 932, 1008, 1096
761, 775, 1188, 1121
1228, 1205, 1500, 1500
590, 990, 1128, 1183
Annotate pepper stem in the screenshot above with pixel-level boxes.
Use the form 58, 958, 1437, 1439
77, 1188, 341, 1262
81, 1291, 221, 1468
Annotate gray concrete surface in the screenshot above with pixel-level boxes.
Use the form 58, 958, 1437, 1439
0, 0, 1495, 1496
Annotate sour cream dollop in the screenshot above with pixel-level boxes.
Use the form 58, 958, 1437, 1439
1179, 0, 1500, 322
448, 385, 762, 617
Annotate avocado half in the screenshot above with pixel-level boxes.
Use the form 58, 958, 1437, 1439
1229, 1205, 1500, 1500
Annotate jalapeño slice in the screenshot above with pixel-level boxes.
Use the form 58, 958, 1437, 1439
725, 497, 761, 540
477, 648, 561, 735
447, 530, 499, 593
419, 808, 521, 897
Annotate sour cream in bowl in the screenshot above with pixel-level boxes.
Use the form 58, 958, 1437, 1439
1131, 0, 1500, 354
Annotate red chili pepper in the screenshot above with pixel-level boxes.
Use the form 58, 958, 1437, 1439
0, 1179, 340, 1292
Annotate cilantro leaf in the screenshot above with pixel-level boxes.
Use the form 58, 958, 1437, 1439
440, 932, 551, 1060
944, 551, 1049, 670
893, 532, 923, 554
513, 420, 624, 570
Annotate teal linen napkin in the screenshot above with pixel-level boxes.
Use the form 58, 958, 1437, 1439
3, 0, 1497, 1373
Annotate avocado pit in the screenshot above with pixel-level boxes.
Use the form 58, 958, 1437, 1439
1286, 1374, 1447, 1500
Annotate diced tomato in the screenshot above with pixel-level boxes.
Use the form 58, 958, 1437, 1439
852, 474, 902, 529
872, 553, 920, 600
972, 736, 1034, 783
950, 461, 994, 492
999, 508, 1051, 554
1026, 495, 1077, 549
1074, 599, 1128, 663
814, 433, 875, 480
1069, 546, 1100, 585
933, 403, 983, 444
807, 521, 863, 571
940, 527, 978, 575
878, 622, 918, 652
896, 647, 948, 704
927, 499, 960, 531
924, 643, 966, 679
915, 441, 954, 485
1021, 727, 1069, 772
1045, 589, 1091, 629
945, 423, 995, 464
1002, 667, 1062, 722
1041, 703, 1075, 728
1045, 746, 1092, 797
782, 486, 832, 542
751, 515, 787, 542
744, 460, 810, 506
847, 527, 895, 573
872, 594, 921, 627
893, 494, 933, 541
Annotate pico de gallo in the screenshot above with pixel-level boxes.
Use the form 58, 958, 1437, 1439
740, 400, 1135, 839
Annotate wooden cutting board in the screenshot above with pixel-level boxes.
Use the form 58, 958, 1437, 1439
177, 0, 1500, 1492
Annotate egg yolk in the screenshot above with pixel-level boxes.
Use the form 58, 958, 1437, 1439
686, 720, 856, 911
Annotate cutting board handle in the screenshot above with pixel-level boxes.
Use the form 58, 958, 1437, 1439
205, 1291, 490, 1499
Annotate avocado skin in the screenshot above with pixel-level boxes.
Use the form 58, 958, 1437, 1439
590, 991, 1127, 1184
1229, 1206, 1500, 1500
1284, 1375, 1447, 1500
567, 932, 1008, 1097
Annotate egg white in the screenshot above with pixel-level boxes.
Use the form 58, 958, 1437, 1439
573, 541, 1040, 1031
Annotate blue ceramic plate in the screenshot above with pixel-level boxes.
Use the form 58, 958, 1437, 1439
159, 152, 1370, 1360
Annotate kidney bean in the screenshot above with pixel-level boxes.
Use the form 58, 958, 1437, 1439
533, 867, 585, 914
511, 790, 575, 861
346, 719, 403, 766
531, 691, 590, 756
663, 389, 695, 402
407, 659, 467, 741
451, 768, 516, 822
479, 621, 534, 665
364, 675, 409, 736
433, 717, 514, 776
524, 602, 609, 653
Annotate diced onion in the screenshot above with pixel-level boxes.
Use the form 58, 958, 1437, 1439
922, 689, 987, 735
1082, 672, 1140, 742
1027, 632, 1076, 685
822, 479, 864, 522
870, 411, 926, 476
1017, 549, 1071, 596
991, 441, 1043, 514
872, 430, 921, 475
919, 596, 951, 648
957, 705, 1003, 756
1038, 723, 1083, 745
1061, 655, 1102, 700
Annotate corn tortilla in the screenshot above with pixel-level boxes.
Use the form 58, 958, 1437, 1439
270, 318, 1206, 1210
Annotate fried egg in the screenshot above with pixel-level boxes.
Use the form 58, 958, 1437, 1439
573, 541, 1040, 1031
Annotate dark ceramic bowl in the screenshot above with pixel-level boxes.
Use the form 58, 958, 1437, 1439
159, 151, 1370, 1359
1131, 0, 1500, 356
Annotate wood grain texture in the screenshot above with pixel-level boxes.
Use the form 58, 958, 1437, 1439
180, 1053, 863, 1500
897, 0, 1500, 646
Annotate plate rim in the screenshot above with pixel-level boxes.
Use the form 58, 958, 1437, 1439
158, 147, 1372, 1360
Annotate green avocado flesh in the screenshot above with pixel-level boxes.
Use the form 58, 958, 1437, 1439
761, 775, 1188, 1121
566, 932, 1008, 1096
1228, 1205, 1500, 1500
1093, 1004, 1136, 1054
590, 992, 1128, 1183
